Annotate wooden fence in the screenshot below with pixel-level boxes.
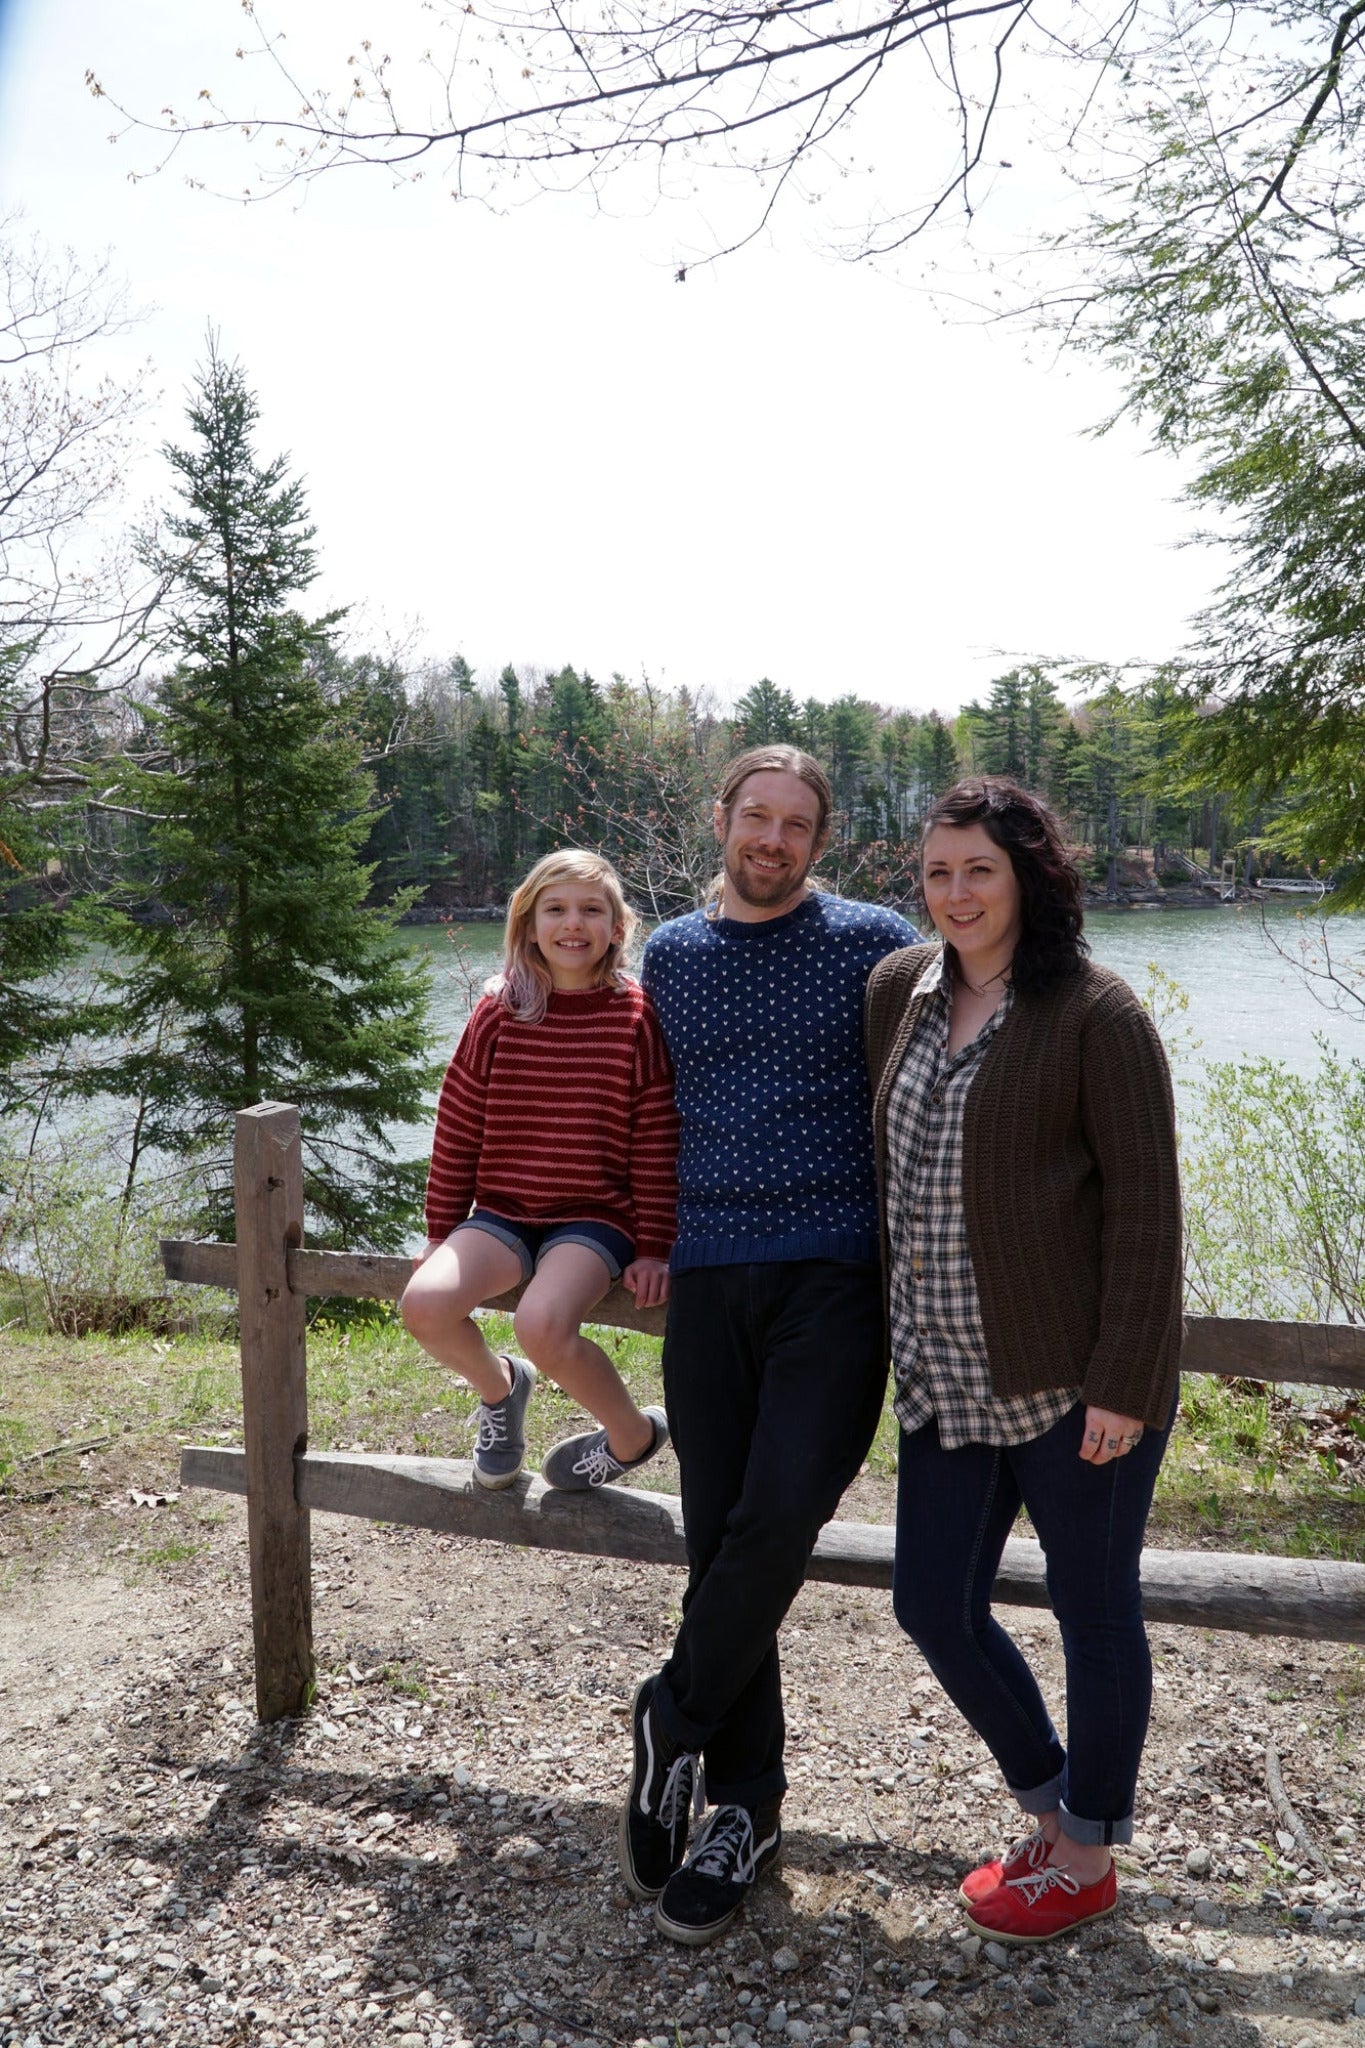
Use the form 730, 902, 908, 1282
168, 1104, 1365, 1723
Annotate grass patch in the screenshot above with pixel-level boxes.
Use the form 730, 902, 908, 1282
139, 1537, 204, 1569
1149, 1375, 1365, 1561
0, 1327, 1359, 1561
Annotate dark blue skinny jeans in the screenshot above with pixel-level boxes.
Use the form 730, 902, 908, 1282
893, 1396, 1175, 1846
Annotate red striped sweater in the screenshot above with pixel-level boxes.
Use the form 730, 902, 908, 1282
424, 982, 680, 1259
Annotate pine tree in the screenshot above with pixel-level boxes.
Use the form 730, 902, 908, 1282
95, 340, 435, 1247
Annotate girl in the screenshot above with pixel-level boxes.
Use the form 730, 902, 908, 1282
402, 850, 679, 1492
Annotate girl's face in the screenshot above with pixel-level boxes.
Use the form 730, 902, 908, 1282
532, 879, 622, 991
921, 823, 1023, 974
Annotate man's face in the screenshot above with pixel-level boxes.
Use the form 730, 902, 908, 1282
714, 770, 827, 921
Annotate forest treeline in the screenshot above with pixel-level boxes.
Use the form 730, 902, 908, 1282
306, 651, 1301, 917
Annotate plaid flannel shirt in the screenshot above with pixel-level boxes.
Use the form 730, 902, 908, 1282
885, 950, 1080, 1449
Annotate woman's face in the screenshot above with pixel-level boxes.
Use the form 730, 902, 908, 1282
921, 822, 1023, 972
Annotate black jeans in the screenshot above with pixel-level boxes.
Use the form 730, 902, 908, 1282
893, 1396, 1175, 1845
654, 1260, 887, 1809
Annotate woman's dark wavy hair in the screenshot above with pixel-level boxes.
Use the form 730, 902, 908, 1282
919, 777, 1089, 996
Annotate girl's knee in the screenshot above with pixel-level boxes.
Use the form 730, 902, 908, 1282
401, 1275, 464, 1346
512, 1296, 574, 1361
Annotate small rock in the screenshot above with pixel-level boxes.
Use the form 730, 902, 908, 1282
921, 2003, 946, 2027
785, 2024, 811, 2044
1354, 1995, 1365, 2020
983, 1941, 1010, 1970
1193, 1991, 1221, 2015
1027, 1984, 1057, 2008
957, 1935, 982, 1967
766, 2004, 787, 2034
510, 1931, 535, 1952
910, 1980, 938, 1999
948, 2030, 972, 2048
772, 1947, 800, 1974
1193, 1900, 1225, 1927
1185, 1846, 1212, 1877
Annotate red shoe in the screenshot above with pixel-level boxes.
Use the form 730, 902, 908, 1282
958, 1828, 1049, 1906
964, 1858, 1117, 1944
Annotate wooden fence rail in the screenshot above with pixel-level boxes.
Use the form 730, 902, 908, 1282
168, 1103, 1365, 1722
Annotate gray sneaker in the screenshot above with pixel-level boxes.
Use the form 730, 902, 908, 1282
473, 1355, 536, 1488
541, 1407, 669, 1490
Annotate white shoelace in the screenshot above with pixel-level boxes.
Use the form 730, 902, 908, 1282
686, 1805, 763, 1885
476, 1378, 517, 1451
572, 1440, 625, 1487
1007, 1863, 1081, 1904
654, 1749, 704, 1830
1005, 1830, 1049, 1876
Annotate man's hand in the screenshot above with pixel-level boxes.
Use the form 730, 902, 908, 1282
1079, 1405, 1146, 1465
623, 1257, 670, 1308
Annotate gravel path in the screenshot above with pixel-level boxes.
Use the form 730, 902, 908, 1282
1, 1491, 1363, 2048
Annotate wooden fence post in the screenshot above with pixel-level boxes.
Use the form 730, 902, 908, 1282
235, 1102, 314, 1721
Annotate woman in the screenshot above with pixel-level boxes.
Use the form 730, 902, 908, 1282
865, 777, 1183, 1944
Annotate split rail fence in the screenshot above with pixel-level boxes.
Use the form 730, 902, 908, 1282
167, 1104, 1365, 1723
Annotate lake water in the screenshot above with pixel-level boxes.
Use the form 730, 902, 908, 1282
407, 900, 1365, 1090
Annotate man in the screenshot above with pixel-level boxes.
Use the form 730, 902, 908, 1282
624, 744, 920, 1944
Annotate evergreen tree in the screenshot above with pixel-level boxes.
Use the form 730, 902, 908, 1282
733, 677, 798, 746
94, 341, 435, 1247
916, 714, 959, 804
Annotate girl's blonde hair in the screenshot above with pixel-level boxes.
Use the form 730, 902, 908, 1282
494, 849, 638, 1023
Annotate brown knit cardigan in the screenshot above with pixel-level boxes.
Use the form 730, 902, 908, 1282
864, 944, 1184, 1430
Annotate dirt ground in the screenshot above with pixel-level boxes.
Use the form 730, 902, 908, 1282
1, 1454, 1363, 2048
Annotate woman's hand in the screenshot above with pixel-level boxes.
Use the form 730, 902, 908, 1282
1079, 1406, 1146, 1465
623, 1257, 671, 1309
411, 1237, 446, 1271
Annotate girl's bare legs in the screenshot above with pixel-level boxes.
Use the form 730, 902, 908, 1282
513, 1242, 656, 1463
400, 1229, 526, 1402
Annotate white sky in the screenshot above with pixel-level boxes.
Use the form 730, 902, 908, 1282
0, 0, 1217, 715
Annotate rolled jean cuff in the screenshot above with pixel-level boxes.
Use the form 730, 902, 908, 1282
1058, 1798, 1134, 1847
1009, 1771, 1064, 1817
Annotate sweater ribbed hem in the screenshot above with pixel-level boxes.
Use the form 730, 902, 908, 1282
672, 1227, 881, 1272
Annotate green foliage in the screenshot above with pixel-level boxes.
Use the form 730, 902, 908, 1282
1051, 17, 1365, 902
87, 341, 436, 1248
1183, 1042, 1365, 1324
0, 1117, 216, 1336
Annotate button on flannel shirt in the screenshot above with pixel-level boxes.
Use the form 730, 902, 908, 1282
885, 950, 1080, 1449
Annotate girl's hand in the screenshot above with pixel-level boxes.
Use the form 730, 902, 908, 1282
623, 1257, 670, 1309
412, 1237, 446, 1271
1080, 1405, 1146, 1465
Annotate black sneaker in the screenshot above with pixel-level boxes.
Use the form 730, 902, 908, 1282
653, 1800, 783, 1945
618, 1676, 702, 1900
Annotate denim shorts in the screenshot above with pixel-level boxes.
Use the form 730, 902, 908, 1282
455, 1207, 634, 1283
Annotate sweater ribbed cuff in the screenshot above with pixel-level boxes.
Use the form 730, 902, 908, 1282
672, 1227, 881, 1272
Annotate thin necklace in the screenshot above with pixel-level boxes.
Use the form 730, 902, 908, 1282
958, 966, 1010, 998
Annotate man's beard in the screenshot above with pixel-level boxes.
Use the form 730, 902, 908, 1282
723, 843, 813, 910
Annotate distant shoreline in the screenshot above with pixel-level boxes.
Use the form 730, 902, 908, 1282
396, 886, 1325, 926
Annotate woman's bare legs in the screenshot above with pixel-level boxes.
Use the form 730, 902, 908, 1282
513, 1242, 655, 1463
400, 1229, 526, 1402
